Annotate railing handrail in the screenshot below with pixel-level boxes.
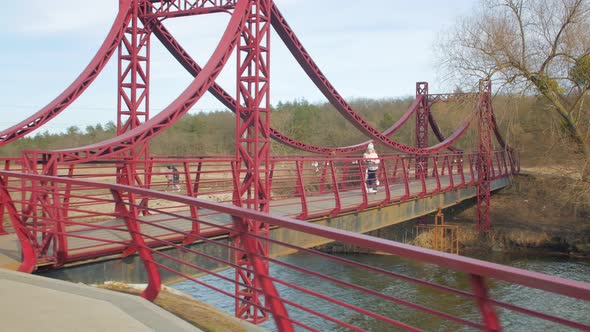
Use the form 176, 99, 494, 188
0, 150, 504, 163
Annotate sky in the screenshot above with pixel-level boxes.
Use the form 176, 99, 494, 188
0, 0, 478, 134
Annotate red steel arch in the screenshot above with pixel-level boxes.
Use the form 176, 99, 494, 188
0, 0, 133, 146
1, 0, 508, 159
24, 0, 250, 167
148, 19, 419, 154
270, 3, 492, 155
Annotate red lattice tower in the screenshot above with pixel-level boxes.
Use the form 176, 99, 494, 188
476, 80, 493, 232
116, 0, 151, 190
415, 82, 430, 177
233, 0, 290, 327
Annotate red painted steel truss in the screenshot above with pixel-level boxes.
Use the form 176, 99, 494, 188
233, 0, 289, 326
0, 0, 522, 327
117, 1, 151, 196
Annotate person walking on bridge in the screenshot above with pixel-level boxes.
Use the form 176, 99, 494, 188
166, 165, 180, 191
363, 143, 380, 193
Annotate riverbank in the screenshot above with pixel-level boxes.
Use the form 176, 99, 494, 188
426, 172, 590, 256
317, 172, 590, 257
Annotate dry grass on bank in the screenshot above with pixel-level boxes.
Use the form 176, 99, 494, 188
411, 223, 555, 252
490, 173, 589, 232
418, 170, 590, 254
489, 229, 552, 248
98, 282, 260, 332
461, 224, 553, 248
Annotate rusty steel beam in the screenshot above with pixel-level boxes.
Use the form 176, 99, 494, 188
415, 83, 430, 177
428, 93, 478, 104
476, 80, 493, 233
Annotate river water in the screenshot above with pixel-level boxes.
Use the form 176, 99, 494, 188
173, 251, 589, 331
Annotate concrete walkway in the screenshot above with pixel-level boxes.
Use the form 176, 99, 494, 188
0, 233, 20, 270
0, 268, 201, 332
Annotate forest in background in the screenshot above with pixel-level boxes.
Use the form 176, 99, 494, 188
0, 95, 583, 172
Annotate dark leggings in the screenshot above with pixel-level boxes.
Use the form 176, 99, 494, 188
366, 169, 377, 187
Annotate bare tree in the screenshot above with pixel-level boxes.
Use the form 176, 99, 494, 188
437, 0, 590, 180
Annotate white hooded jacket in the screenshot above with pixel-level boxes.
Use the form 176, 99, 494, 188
363, 150, 380, 171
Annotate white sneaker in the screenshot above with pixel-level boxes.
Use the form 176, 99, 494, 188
368, 188, 377, 193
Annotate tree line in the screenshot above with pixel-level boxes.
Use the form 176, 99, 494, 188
0, 95, 581, 173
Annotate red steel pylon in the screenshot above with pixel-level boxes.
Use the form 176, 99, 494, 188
476, 80, 493, 232
116, 0, 151, 194
415, 82, 430, 178
233, 0, 291, 329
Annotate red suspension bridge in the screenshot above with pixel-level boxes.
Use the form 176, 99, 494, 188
0, 1, 588, 331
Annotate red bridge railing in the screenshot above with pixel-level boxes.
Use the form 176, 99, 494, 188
1, 164, 589, 331
0, 150, 516, 245
0, 151, 516, 263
